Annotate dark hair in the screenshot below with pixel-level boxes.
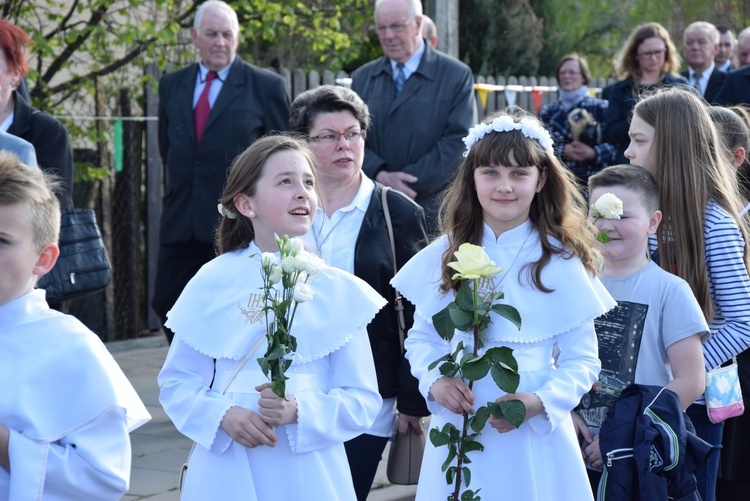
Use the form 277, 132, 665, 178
556, 54, 592, 86
289, 85, 370, 135
589, 164, 660, 214
216, 135, 317, 254
717, 24, 735, 36
437, 108, 599, 293
0, 19, 30, 78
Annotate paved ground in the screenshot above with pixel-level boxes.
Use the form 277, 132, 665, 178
110, 334, 417, 500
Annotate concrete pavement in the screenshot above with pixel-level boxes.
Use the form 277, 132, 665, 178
109, 334, 417, 500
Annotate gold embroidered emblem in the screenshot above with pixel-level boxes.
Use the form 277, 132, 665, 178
238, 292, 265, 324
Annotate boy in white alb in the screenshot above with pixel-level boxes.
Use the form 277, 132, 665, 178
572, 164, 708, 478
0, 153, 150, 500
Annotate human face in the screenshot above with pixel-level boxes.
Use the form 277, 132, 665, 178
738, 36, 750, 67
589, 186, 660, 275
375, 0, 423, 64
624, 114, 657, 173
307, 111, 365, 188
636, 36, 668, 74
683, 27, 717, 72
0, 50, 21, 108
0, 203, 47, 306
474, 154, 547, 238
557, 59, 585, 92
239, 150, 318, 252
716, 31, 736, 66
190, 6, 238, 72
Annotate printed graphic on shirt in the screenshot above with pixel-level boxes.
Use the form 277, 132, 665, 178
577, 300, 648, 428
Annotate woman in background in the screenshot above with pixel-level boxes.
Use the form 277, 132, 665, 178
604, 22, 688, 164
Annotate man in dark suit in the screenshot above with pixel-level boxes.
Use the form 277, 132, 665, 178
714, 65, 750, 106
154, 0, 289, 342
681, 21, 725, 104
716, 25, 737, 72
738, 27, 750, 68
351, 0, 476, 233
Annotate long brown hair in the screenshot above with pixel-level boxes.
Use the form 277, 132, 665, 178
437, 109, 599, 293
634, 87, 750, 320
216, 134, 317, 254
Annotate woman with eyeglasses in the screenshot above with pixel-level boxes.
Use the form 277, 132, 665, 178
540, 54, 616, 192
289, 84, 429, 501
603, 22, 688, 164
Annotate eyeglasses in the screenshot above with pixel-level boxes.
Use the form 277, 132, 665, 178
638, 49, 667, 59
308, 130, 366, 145
374, 20, 412, 34
558, 70, 581, 77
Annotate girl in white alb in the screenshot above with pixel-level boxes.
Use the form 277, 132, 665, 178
158, 136, 385, 500
392, 111, 615, 500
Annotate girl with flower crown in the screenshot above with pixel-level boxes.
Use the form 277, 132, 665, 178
157, 135, 385, 500
392, 109, 615, 500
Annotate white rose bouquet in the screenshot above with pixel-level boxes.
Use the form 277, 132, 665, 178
590, 192, 624, 243
254, 234, 324, 398
429, 243, 525, 501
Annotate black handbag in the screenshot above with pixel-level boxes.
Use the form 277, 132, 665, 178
36, 208, 111, 302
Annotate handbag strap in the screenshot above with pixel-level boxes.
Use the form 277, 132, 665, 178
381, 186, 407, 354
219, 334, 266, 394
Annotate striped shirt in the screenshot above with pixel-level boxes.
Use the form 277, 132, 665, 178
651, 201, 750, 370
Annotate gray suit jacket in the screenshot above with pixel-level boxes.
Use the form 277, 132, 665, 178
0, 129, 36, 166
351, 43, 477, 228
158, 57, 290, 244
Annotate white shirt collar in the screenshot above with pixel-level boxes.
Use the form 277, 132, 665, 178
197, 56, 235, 82
689, 62, 715, 79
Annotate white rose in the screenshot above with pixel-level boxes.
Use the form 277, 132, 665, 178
304, 253, 325, 276
281, 255, 297, 273
293, 283, 314, 303
592, 192, 624, 220
294, 252, 312, 273
261, 252, 279, 271
288, 237, 304, 256
268, 266, 282, 284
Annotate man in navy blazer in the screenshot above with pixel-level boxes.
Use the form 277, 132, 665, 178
714, 65, 750, 106
154, 0, 289, 341
351, 0, 476, 233
680, 22, 725, 104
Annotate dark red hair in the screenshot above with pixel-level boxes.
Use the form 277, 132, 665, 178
0, 19, 30, 77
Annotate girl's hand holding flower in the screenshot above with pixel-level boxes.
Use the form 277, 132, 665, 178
221, 406, 278, 448
488, 392, 542, 433
256, 383, 298, 426
430, 377, 476, 415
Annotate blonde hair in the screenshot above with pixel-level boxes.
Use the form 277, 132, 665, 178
633, 87, 750, 320
615, 22, 682, 81
0, 152, 60, 250
437, 109, 600, 293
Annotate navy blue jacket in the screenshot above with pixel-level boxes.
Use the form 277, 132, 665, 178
597, 384, 713, 501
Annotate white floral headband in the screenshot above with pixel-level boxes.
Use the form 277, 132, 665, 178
462, 115, 555, 157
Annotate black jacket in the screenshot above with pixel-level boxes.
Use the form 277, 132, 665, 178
679, 68, 726, 104
8, 92, 73, 211
354, 183, 429, 416
597, 384, 713, 501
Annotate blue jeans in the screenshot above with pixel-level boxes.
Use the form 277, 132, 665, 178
687, 403, 724, 501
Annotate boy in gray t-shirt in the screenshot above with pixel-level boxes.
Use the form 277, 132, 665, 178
572, 164, 709, 473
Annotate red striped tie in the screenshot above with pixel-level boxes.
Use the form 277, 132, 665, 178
194, 71, 217, 145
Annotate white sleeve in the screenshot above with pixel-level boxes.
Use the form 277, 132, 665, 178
158, 338, 236, 453
286, 327, 382, 454
404, 313, 452, 416
7, 406, 130, 500
529, 320, 601, 434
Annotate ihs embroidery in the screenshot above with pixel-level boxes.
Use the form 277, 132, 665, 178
477, 275, 501, 301
238, 292, 264, 324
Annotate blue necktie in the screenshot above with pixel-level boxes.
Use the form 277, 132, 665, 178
394, 63, 406, 94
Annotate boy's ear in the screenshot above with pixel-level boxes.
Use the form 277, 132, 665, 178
33, 243, 59, 277
648, 210, 662, 235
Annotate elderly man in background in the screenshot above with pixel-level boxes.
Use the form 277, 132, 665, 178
736, 27, 750, 68
681, 21, 725, 103
715, 25, 737, 72
351, 0, 476, 234
421, 14, 438, 48
153, 0, 289, 342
